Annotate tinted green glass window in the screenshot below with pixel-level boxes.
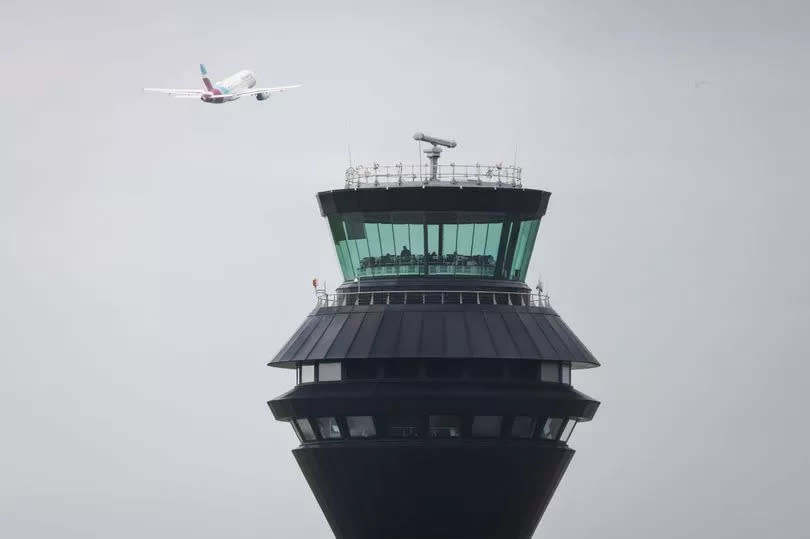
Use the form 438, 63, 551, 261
443, 223, 458, 254
427, 224, 442, 275
326, 212, 540, 282
509, 219, 539, 281
518, 220, 540, 282
393, 224, 410, 256
365, 223, 382, 258
485, 222, 502, 259
456, 223, 474, 256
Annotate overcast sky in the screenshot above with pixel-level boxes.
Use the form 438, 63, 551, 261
1, 1, 809, 538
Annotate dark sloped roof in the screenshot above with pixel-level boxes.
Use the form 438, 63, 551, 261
270, 304, 599, 368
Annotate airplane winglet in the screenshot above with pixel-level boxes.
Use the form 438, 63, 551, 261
200, 64, 207, 76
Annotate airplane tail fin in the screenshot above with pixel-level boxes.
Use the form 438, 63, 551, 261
200, 64, 214, 91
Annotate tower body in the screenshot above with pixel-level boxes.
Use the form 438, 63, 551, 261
268, 158, 600, 539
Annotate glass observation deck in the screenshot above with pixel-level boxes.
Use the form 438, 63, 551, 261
328, 210, 540, 282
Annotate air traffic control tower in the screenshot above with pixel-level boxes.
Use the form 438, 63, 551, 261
267, 134, 600, 539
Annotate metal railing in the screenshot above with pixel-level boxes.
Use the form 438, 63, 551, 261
315, 289, 551, 308
345, 163, 522, 189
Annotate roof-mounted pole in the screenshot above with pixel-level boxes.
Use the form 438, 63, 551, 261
413, 132, 457, 182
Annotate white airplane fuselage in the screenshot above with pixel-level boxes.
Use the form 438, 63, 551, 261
203, 70, 257, 103
143, 64, 300, 104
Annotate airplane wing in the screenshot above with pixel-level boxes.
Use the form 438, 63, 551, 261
231, 85, 302, 97
143, 88, 205, 97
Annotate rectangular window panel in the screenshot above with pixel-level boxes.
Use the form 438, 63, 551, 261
393, 224, 410, 256
539, 417, 564, 440
471, 416, 502, 438
511, 416, 536, 439
509, 219, 539, 281
365, 223, 382, 258
343, 222, 363, 278
426, 224, 442, 274
344, 215, 366, 240
385, 359, 419, 378
353, 237, 370, 277
327, 217, 355, 281
388, 415, 420, 438
518, 220, 540, 283
456, 223, 474, 257
541, 362, 561, 383
484, 222, 502, 259
468, 359, 503, 379
561, 363, 571, 385
409, 223, 424, 257
316, 417, 342, 439
347, 416, 377, 438
318, 362, 342, 382
295, 418, 317, 441
291, 421, 304, 442
443, 223, 458, 272
379, 222, 395, 258
471, 223, 489, 276
560, 419, 577, 442
429, 415, 461, 438
345, 360, 377, 380
300, 364, 315, 384
508, 360, 538, 380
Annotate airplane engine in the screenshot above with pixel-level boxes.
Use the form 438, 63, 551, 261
256, 92, 271, 101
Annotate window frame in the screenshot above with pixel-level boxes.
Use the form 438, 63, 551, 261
294, 418, 317, 441
510, 416, 537, 439
346, 416, 377, 439
315, 416, 343, 440
471, 415, 503, 438
560, 418, 577, 443
300, 364, 316, 384
538, 417, 565, 440
318, 362, 342, 382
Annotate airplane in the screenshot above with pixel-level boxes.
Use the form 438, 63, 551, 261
144, 64, 301, 104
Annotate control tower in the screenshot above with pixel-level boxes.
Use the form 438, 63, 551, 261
267, 134, 600, 539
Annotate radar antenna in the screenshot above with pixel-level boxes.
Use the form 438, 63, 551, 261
413, 132, 457, 182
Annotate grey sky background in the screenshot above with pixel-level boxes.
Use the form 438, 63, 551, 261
1, 1, 808, 537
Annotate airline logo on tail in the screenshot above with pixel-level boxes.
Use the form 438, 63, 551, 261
200, 64, 215, 92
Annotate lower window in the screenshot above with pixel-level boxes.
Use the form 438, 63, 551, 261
428, 415, 461, 438
560, 419, 577, 442
511, 416, 536, 438
388, 415, 421, 438
471, 416, 502, 437
294, 418, 317, 441
539, 417, 564, 440
316, 417, 342, 439
346, 416, 376, 438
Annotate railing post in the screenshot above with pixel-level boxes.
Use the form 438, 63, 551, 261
476, 292, 480, 305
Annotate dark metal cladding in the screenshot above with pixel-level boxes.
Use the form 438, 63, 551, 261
268, 175, 600, 539
317, 186, 551, 218
293, 444, 572, 539
270, 304, 599, 368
